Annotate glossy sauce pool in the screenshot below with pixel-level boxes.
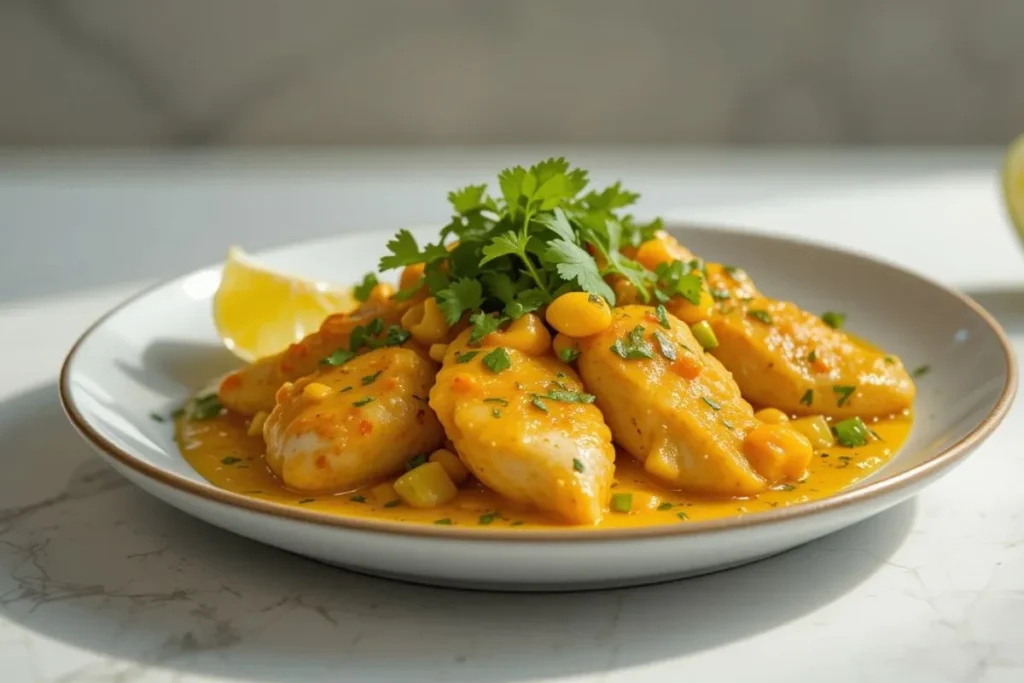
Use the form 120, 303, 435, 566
177, 410, 912, 529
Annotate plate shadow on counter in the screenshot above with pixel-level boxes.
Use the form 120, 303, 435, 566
0, 383, 915, 682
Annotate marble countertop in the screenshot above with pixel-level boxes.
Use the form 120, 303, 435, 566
1, 149, 1022, 682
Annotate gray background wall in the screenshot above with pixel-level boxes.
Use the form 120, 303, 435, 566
1, 0, 1021, 147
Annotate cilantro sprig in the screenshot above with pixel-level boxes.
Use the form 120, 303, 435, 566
376, 158, 663, 336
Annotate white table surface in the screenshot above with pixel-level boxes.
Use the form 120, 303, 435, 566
1, 148, 1022, 683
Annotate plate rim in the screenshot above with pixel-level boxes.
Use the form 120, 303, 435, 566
59, 223, 1019, 542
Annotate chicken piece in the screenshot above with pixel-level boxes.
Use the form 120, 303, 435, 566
429, 327, 616, 525
708, 298, 915, 417
263, 347, 444, 492
219, 297, 410, 416
633, 232, 915, 417
577, 305, 778, 496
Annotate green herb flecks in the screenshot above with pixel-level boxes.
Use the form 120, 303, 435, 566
653, 329, 677, 361
833, 385, 856, 407
482, 347, 512, 373
191, 394, 223, 420
558, 347, 581, 363
405, 454, 428, 471
611, 325, 655, 360
747, 309, 773, 325
362, 370, 383, 386
353, 272, 379, 302
455, 350, 479, 364
655, 304, 671, 329
821, 311, 845, 329
800, 389, 814, 406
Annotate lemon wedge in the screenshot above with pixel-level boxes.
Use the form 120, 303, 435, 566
214, 246, 357, 362
1003, 133, 1024, 239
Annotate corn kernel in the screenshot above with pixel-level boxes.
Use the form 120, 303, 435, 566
545, 292, 613, 338
486, 313, 551, 356
429, 449, 470, 485
742, 423, 813, 484
755, 407, 790, 425
789, 415, 836, 449
303, 382, 333, 401
393, 462, 458, 509
669, 287, 715, 325
247, 410, 269, 437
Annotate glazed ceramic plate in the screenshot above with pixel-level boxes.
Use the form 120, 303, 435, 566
60, 225, 1016, 591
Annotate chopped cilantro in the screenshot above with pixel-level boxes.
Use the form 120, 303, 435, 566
558, 347, 581, 363
912, 365, 930, 378
483, 397, 509, 406
434, 518, 453, 525
610, 325, 655, 360
800, 389, 814, 406
478, 512, 499, 525
455, 350, 479, 364
353, 272, 378, 302
361, 370, 382, 386
833, 385, 856, 407
220, 456, 241, 465
405, 454, 428, 471
482, 347, 512, 373
353, 397, 374, 407
349, 495, 367, 503
653, 329, 677, 361
191, 394, 223, 420
573, 458, 585, 473
747, 309, 773, 325
821, 311, 845, 329
655, 304, 671, 329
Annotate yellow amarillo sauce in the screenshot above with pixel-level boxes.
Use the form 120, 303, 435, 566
177, 410, 911, 530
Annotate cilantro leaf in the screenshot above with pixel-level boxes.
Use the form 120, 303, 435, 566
581, 181, 639, 212
535, 208, 577, 243
469, 311, 505, 344
378, 230, 448, 271
481, 272, 518, 304
498, 166, 528, 217
504, 288, 547, 319
541, 238, 615, 302
480, 231, 527, 266
610, 325, 655, 360
436, 277, 484, 325
448, 184, 488, 214
654, 260, 703, 306
353, 272, 378, 302
482, 347, 512, 374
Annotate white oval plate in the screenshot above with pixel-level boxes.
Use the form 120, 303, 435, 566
60, 225, 1016, 591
